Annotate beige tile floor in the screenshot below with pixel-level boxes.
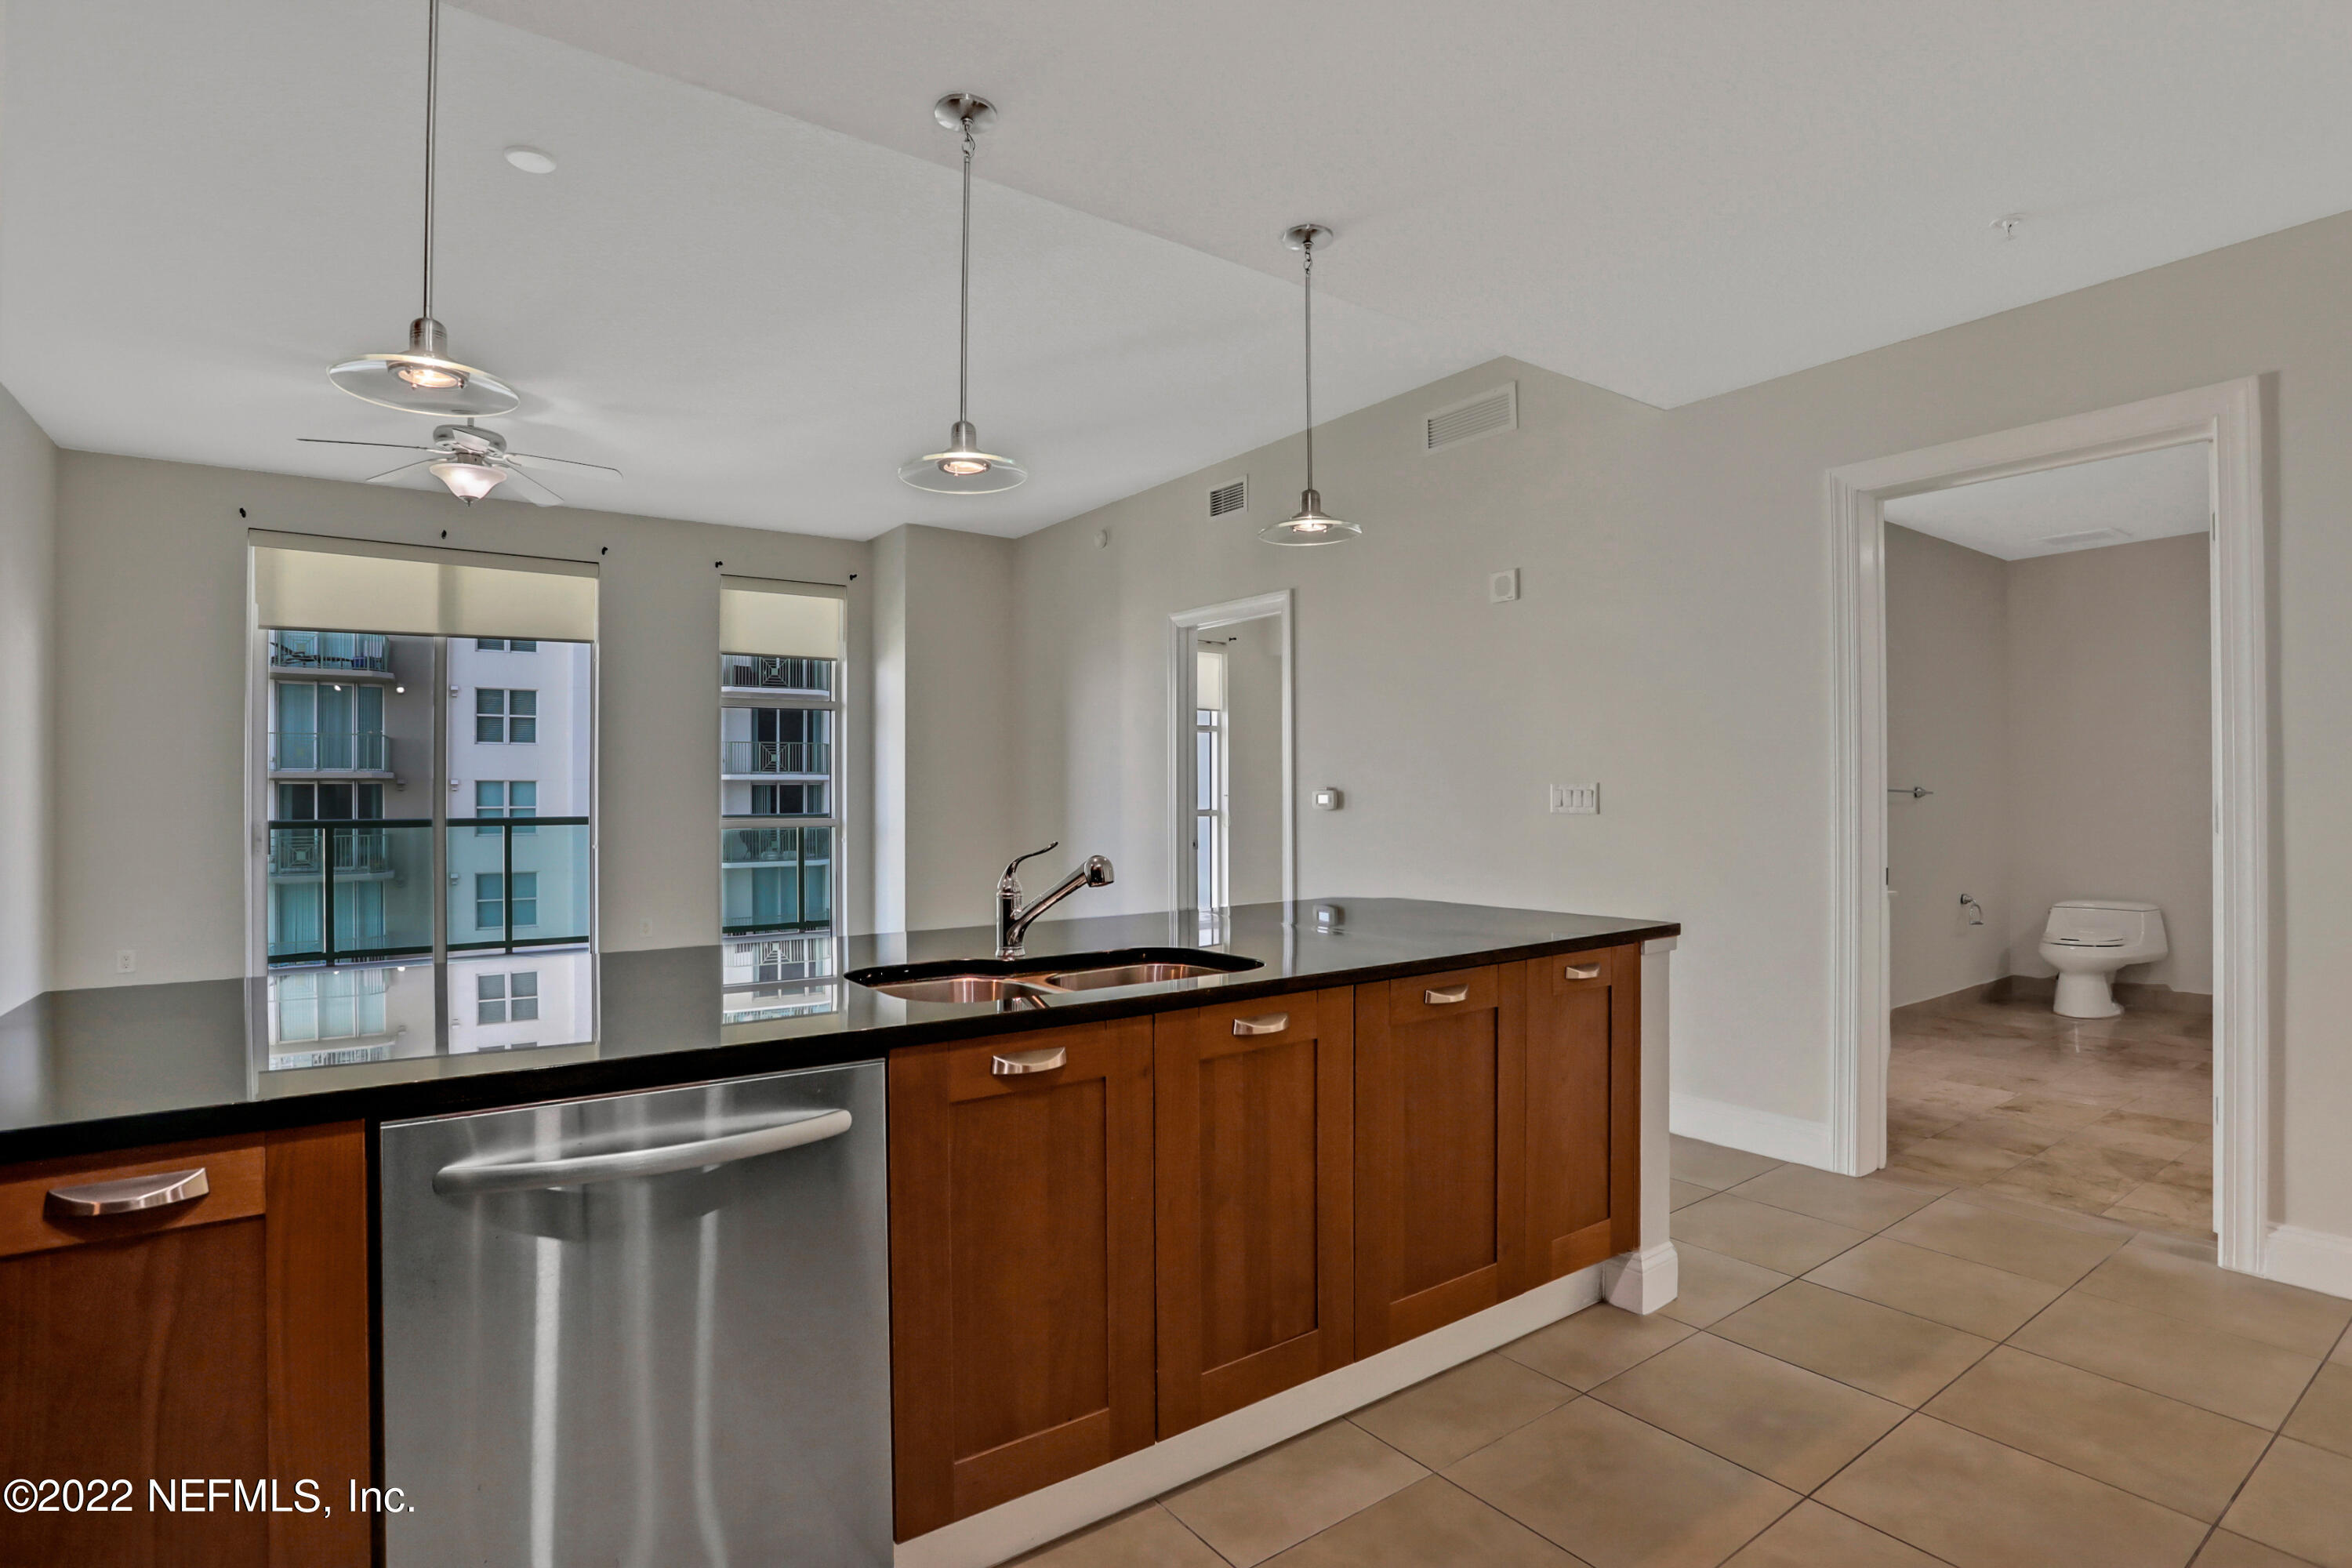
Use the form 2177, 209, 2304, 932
1009, 1138, 2350, 1568
1885, 995, 2216, 1241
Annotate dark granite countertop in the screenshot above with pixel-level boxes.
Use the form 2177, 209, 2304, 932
0, 898, 1677, 1163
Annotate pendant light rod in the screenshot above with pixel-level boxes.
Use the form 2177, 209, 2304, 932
1301, 230, 1315, 492
957, 112, 974, 429
419, 0, 438, 326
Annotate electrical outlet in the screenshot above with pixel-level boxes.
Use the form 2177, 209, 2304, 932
1312, 787, 1344, 811
1489, 568, 1520, 603
1548, 782, 1599, 815
115, 948, 136, 975
637, 916, 654, 936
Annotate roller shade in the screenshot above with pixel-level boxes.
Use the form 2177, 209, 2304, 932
252, 532, 598, 641
1195, 648, 1226, 711
720, 578, 842, 659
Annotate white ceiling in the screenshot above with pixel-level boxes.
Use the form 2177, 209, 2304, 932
1883, 443, 2211, 560
0, 1, 1486, 539
7, 2, 2352, 541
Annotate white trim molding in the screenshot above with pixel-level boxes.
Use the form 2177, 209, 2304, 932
895, 1265, 1604, 1568
1166, 590, 1296, 913
1670, 1093, 1835, 1169
2263, 1225, 2352, 1303
1826, 376, 2270, 1276
1602, 1242, 1679, 1315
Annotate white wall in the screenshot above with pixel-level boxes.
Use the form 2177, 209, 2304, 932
0, 382, 56, 1013
1010, 208, 2352, 1247
867, 524, 1019, 934
48, 453, 867, 988
2005, 534, 2212, 994
1886, 526, 2212, 1004
1221, 624, 1286, 906
1885, 525, 2011, 1006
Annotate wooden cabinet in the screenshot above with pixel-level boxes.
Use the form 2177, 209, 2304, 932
1519, 946, 1642, 1293
1153, 987, 1353, 1437
888, 1019, 1157, 1541
1353, 964, 1528, 1356
0, 1124, 371, 1568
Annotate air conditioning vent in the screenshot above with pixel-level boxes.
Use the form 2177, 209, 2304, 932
1208, 477, 1247, 517
1425, 383, 1517, 452
2036, 527, 2129, 550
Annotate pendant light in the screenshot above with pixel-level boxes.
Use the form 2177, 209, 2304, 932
898, 93, 1027, 494
1260, 224, 1359, 545
327, 0, 519, 418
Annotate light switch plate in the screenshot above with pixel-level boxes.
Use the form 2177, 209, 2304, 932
1549, 782, 1599, 815
1489, 568, 1520, 603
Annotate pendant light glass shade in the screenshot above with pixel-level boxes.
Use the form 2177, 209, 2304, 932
900, 94, 1025, 494
329, 0, 519, 417
1260, 223, 1355, 546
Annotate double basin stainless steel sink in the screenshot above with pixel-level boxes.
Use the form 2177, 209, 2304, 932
846, 947, 1264, 1004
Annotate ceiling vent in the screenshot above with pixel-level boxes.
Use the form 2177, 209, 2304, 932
1208, 476, 1248, 517
2036, 527, 2130, 550
1425, 383, 1517, 453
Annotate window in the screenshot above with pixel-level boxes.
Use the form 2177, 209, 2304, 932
475, 688, 538, 743
475, 970, 540, 1025
511, 873, 539, 928
278, 782, 383, 820
475, 638, 539, 652
475, 873, 504, 932
474, 780, 536, 834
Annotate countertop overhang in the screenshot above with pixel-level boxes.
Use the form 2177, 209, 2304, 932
0, 899, 1679, 1163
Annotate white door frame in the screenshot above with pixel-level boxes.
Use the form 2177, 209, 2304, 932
1167, 590, 1296, 913
1827, 376, 2269, 1274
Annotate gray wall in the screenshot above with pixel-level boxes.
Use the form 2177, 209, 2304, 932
1886, 525, 2011, 1007
1886, 525, 2212, 1004
48, 453, 868, 989
2005, 535, 2212, 994
1009, 206, 2352, 1246
1220, 624, 1286, 906
0, 384, 57, 1012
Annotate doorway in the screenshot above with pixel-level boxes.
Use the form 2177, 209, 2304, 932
1828, 378, 2270, 1275
1167, 591, 1295, 916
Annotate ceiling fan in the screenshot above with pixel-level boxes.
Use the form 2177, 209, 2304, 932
299, 423, 621, 506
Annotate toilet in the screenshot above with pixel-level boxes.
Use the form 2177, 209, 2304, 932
2038, 900, 2168, 1018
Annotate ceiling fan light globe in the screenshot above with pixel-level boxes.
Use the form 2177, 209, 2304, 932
429, 457, 508, 501
939, 455, 992, 477
393, 360, 466, 391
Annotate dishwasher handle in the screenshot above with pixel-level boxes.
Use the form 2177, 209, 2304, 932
432, 1109, 854, 1196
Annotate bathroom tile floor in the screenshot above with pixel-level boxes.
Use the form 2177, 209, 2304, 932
1886, 994, 2215, 1241
1007, 1138, 2349, 1567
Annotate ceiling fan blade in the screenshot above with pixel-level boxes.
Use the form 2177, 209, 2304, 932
508, 451, 623, 478
363, 458, 438, 485
492, 466, 565, 506
299, 437, 436, 453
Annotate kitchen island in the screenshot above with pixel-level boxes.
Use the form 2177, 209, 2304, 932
0, 898, 1679, 1567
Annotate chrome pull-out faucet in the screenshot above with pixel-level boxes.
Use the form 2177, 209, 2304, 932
996, 843, 1115, 959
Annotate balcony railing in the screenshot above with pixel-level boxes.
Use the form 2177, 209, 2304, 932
272, 730, 390, 772
270, 826, 396, 877
720, 655, 833, 695
720, 739, 829, 776
721, 826, 832, 934
267, 822, 432, 964
447, 818, 593, 953
270, 631, 390, 672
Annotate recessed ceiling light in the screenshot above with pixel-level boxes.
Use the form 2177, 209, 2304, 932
504, 146, 557, 174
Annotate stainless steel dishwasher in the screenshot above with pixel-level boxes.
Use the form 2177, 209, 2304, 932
379, 1060, 891, 1567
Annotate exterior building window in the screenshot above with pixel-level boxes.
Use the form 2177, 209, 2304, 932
474, 780, 536, 833
721, 649, 838, 937
475, 688, 537, 743
475, 638, 538, 652
477, 971, 539, 1025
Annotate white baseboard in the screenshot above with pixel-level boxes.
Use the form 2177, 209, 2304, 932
894, 1265, 1607, 1568
1602, 1241, 1679, 1315
2264, 1223, 2352, 1301
1670, 1092, 1833, 1169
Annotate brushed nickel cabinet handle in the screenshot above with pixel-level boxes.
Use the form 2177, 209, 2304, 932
1232, 1013, 1290, 1036
1563, 963, 1602, 981
46, 1167, 210, 1217
993, 1046, 1068, 1076
1424, 984, 1471, 1005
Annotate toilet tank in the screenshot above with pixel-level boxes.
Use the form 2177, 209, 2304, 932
2044, 899, 2164, 947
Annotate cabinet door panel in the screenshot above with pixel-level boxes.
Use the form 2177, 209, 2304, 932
890, 1020, 1156, 1539
1156, 989, 1352, 1436
1521, 947, 1642, 1290
1355, 966, 1526, 1356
